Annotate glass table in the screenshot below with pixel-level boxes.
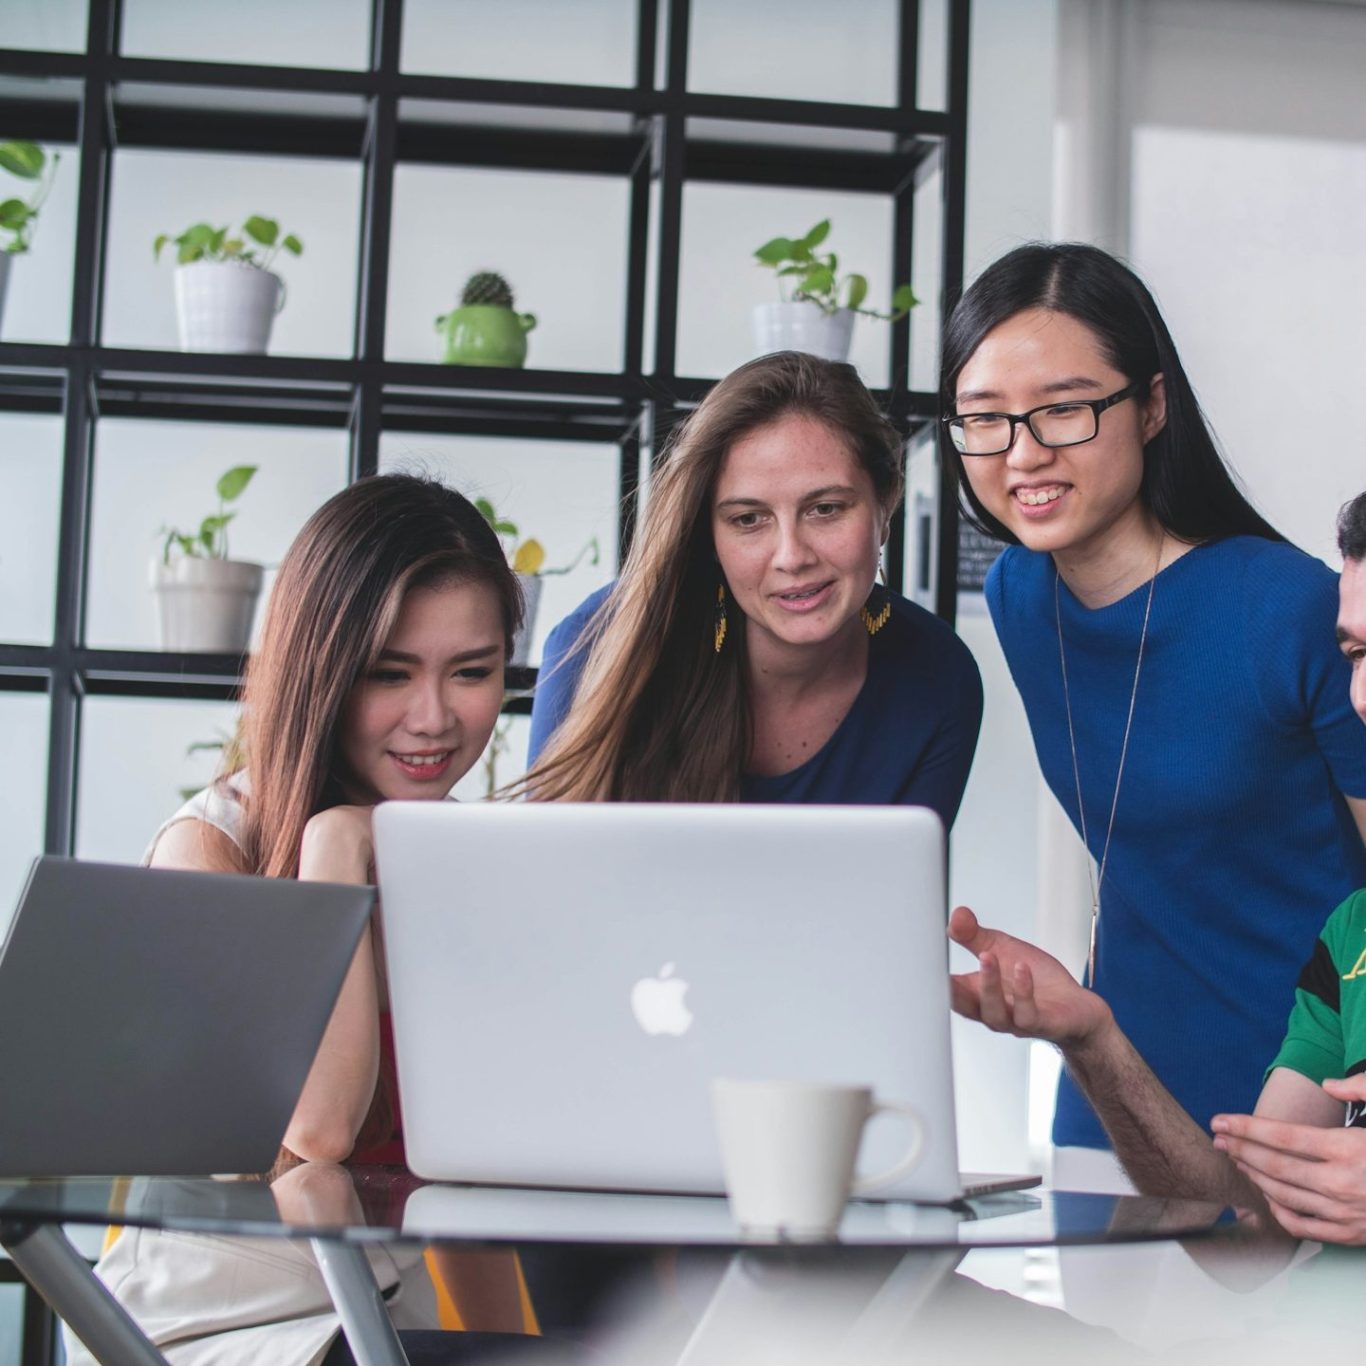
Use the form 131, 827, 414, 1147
0, 1167, 1235, 1366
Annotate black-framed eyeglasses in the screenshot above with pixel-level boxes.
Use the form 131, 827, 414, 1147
942, 381, 1143, 457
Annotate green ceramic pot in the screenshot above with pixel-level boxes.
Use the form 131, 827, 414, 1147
435, 305, 537, 367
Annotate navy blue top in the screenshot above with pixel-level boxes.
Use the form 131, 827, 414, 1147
527, 584, 984, 830
986, 537, 1366, 1150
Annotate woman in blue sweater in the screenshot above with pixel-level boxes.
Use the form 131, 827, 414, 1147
524, 350, 982, 828
940, 242, 1366, 1187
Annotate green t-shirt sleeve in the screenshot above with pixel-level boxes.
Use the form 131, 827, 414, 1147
1265, 891, 1366, 1084
1267, 984, 1343, 1085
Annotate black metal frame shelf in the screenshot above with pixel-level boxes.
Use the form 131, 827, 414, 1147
0, 0, 970, 870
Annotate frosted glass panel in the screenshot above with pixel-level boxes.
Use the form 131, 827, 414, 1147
387, 166, 630, 373
102, 149, 361, 357
121, 0, 369, 70
0, 144, 80, 344
378, 434, 618, 667
76, 697, 240, 865
6, 0, 87, 52
402, 0, 636, 87
910, 159, 944, 394
0, 413, 63, 645
86, 419, 348, 649
676, 183, 896, 384
0, 693, 47, 935
917, 0, 950, 113
688, 0, 898, 106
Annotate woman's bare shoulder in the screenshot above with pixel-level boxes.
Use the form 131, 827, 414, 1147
148, 817, 250, 875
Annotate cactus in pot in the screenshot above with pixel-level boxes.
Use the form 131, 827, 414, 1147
436, 269, 537, 368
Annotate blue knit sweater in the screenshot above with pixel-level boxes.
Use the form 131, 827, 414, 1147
986, 536, 1366, 1149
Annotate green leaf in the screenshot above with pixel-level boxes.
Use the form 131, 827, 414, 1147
890, 283, 919, 314
0, 141, 45, 180
179, 223, 220, 249
799, 265, 835, 298
802, 219, 831, 249
475, 497, 497, 524
844, 273, 869, 311
281, 234, 303, 255
790, 243, 814, 263
493, 519, 519, 538
209, 226, 228, 254
0, 198, 29, 228
162, 529, 197, 563
243, 215, 278, 246
222, 238, 244, 257
153, 232, 169, 260
754, 236, 796, 266
216, 464, 257, 503
176, 241, 204, 264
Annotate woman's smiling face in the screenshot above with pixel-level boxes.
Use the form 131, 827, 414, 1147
955, 307, 1166, 564
338, 579, 506, 802
711, 412, 886, 660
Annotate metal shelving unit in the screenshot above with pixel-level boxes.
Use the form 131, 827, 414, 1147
0, 0, 970, 861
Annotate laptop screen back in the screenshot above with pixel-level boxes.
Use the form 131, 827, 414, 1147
375, 802, 961, 1202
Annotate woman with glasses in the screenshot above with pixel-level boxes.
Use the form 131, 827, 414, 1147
941, 241, 1366, 1191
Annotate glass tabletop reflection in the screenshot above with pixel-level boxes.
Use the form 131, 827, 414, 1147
0, 1165, 1228, 1252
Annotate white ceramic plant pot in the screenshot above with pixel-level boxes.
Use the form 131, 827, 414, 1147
752, 301, 855, 363
151, 557, 264, 653
174, 260, 284, 354
0, 252, 11, 331
511, 572, 543, 667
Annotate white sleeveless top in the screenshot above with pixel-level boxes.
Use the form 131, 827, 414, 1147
67, 772, 438, 1366
141, 770, 251, 866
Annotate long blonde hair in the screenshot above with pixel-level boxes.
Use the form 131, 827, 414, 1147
522, 351, 903, 802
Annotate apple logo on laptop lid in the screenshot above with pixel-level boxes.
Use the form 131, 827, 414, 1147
630, 962, 693, 1036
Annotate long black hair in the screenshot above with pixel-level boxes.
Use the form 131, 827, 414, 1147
940, 242, 1283, 547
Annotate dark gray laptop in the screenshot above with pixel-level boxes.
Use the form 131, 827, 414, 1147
0, 857, 374, 1177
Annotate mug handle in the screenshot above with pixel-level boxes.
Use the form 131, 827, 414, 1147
849, 1102, 924, 1197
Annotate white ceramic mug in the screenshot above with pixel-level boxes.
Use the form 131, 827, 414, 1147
711, 1079, 924, 1240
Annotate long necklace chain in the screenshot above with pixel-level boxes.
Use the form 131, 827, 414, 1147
1055, 536, 1164, 988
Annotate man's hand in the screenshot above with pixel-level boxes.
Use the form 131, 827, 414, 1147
948, 906, 1113, 1049
1212, 1075, 1366, 1245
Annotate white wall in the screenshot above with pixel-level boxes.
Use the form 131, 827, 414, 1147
1126, 0, 1366, 564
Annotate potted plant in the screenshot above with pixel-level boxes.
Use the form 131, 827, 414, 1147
154, 217, 303, 354
0, 140, 59, 327
752, 219, 917, 362
436, 271, 537, 368
475, 496, 599, 665
152, 464, 263, 653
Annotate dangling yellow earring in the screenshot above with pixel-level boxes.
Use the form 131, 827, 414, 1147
861, 559, 891, 637
713, 582, 728, 654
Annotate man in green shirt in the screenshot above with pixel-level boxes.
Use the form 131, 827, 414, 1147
951, 489, 1366, 1245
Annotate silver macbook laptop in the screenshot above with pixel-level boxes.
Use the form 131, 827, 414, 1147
0, 857, 374, 1177
375, 803, 1035, 1205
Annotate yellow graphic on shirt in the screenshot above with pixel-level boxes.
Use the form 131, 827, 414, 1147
1344, 946, 1366, 981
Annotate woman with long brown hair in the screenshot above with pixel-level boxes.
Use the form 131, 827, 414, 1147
76, 474, 533, 1365
525, 350, 982, 827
